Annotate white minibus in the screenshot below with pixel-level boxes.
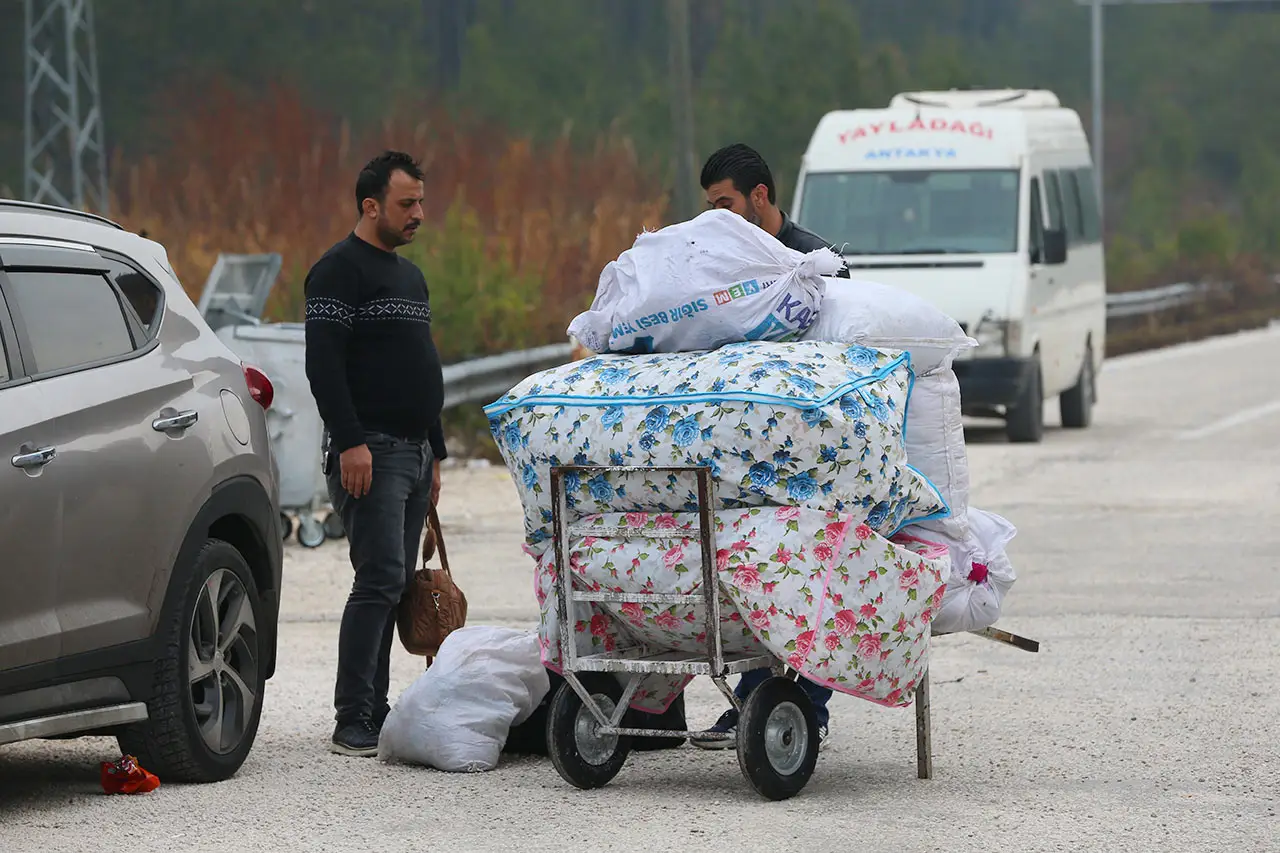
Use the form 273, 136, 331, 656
793, 88, 1106, 442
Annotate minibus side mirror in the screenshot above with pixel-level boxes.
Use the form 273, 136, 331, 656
1043, 228, 1068, 265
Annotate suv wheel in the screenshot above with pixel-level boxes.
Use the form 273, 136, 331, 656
118, 539, 266, 783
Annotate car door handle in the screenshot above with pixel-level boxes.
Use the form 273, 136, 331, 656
152, 409, 199, 432
11, 445, 56, 469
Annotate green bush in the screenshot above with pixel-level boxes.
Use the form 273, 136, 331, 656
1176, 213, 1237, 271
395, 198, 546, 461
399, 197, 544, 364
1105, 234, 1153, 292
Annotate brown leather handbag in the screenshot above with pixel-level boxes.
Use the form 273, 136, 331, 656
397, 504, 467, 666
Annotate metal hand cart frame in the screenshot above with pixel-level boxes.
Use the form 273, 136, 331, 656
545, 463, 1039, 801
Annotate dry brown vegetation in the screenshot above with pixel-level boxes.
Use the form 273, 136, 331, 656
106, 80, 668, 362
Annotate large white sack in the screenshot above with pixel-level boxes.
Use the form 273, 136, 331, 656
377, 626, 550, 772
567, 209, 842, 355
802, 277, 977, 374
916, 508, 1017, 634
904, 368, 971, 540
483, 341, 951, 555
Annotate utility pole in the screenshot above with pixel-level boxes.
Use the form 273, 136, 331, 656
1090, 0, 1104, 221
24, 0, 110, 214
667, 0, 698, 222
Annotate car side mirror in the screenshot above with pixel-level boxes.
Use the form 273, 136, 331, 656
1043, 228, 1068, 265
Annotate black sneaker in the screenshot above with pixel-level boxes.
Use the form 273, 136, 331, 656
689, 709, 738, 750
817, 722, 829, 751
330, 720, 380, 757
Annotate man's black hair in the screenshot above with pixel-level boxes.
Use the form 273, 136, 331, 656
355, 150, 425, 216
699, 143, 776, 205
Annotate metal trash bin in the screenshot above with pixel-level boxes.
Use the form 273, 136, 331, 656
215, 322, 336, 547
196, 252, 340, 547
197, 252, 283, 334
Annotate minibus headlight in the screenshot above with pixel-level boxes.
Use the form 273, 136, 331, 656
973, 315, 1021, 357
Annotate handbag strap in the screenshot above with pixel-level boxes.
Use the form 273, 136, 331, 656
426, 503, 451, 575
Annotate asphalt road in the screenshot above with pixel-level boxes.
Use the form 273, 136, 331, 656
2, 325, 1278, 853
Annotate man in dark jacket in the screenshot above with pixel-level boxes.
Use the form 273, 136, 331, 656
690, 143, 840, 752
699, 142, 850, 277
304, 150, 446, 757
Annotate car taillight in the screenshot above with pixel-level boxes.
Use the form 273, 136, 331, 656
243, 364, 274, 410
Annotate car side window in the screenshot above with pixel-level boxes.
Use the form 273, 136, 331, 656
104, 257, 164, 336
0, 328, 10, 384
5, 270, 136, 375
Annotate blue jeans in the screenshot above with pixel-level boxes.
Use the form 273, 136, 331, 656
327, 431, 434, 726
734, 668, 832, 728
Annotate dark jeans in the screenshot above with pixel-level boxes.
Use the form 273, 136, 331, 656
735, 668, 832, 728
326, 430, 434, 726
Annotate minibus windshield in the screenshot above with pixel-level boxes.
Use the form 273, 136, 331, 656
796, 168, 1020, 256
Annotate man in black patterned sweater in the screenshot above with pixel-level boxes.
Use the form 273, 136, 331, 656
304, 150, 447, 757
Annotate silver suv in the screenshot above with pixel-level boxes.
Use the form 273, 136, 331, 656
0, 200, 283, 783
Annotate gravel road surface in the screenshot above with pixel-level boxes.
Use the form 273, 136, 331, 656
2, 326, 1278, 853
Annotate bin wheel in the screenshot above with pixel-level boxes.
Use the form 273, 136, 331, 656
736, 676, 819, 801
322, 511, 345, 540
297, 516, 326, 549
547, 674, 631, 790
279, 513, 294, 542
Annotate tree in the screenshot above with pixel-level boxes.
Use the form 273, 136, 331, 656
456, 0, 653, 142
696, 0, 867, 205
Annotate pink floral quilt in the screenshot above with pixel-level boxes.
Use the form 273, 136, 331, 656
533, 505, 950, 713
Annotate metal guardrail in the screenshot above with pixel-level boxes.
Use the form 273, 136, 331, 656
1104, 282, 1212, 319
194, 247, 1242, 411
442, 343, 573, 410
439, 281, 1242, 409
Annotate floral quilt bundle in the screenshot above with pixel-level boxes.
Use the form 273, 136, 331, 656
529, 506, 950, 712
484, 340, 952, 554
484, 340, 954, 711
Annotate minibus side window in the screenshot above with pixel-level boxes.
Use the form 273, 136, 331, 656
1075, 168, 1102, 243
1044, 171, 1066, 234
1060, 170, 1085, 246
1028, 177, 1046, 263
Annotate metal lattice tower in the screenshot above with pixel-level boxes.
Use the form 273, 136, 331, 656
23, 0, 109, 214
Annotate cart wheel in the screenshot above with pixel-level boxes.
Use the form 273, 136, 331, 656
322, 511, 345, 540
279, 513, 294, 542
297, 516, 326, 549
736, 676, 820, 801
547, 674, 631, 790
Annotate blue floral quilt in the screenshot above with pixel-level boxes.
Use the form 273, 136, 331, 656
484, 341, 950, 553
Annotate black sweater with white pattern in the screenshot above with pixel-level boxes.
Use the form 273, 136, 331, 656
303, 233, 447, 459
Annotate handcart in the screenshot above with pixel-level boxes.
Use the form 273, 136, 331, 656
544, 464, 1039, 802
